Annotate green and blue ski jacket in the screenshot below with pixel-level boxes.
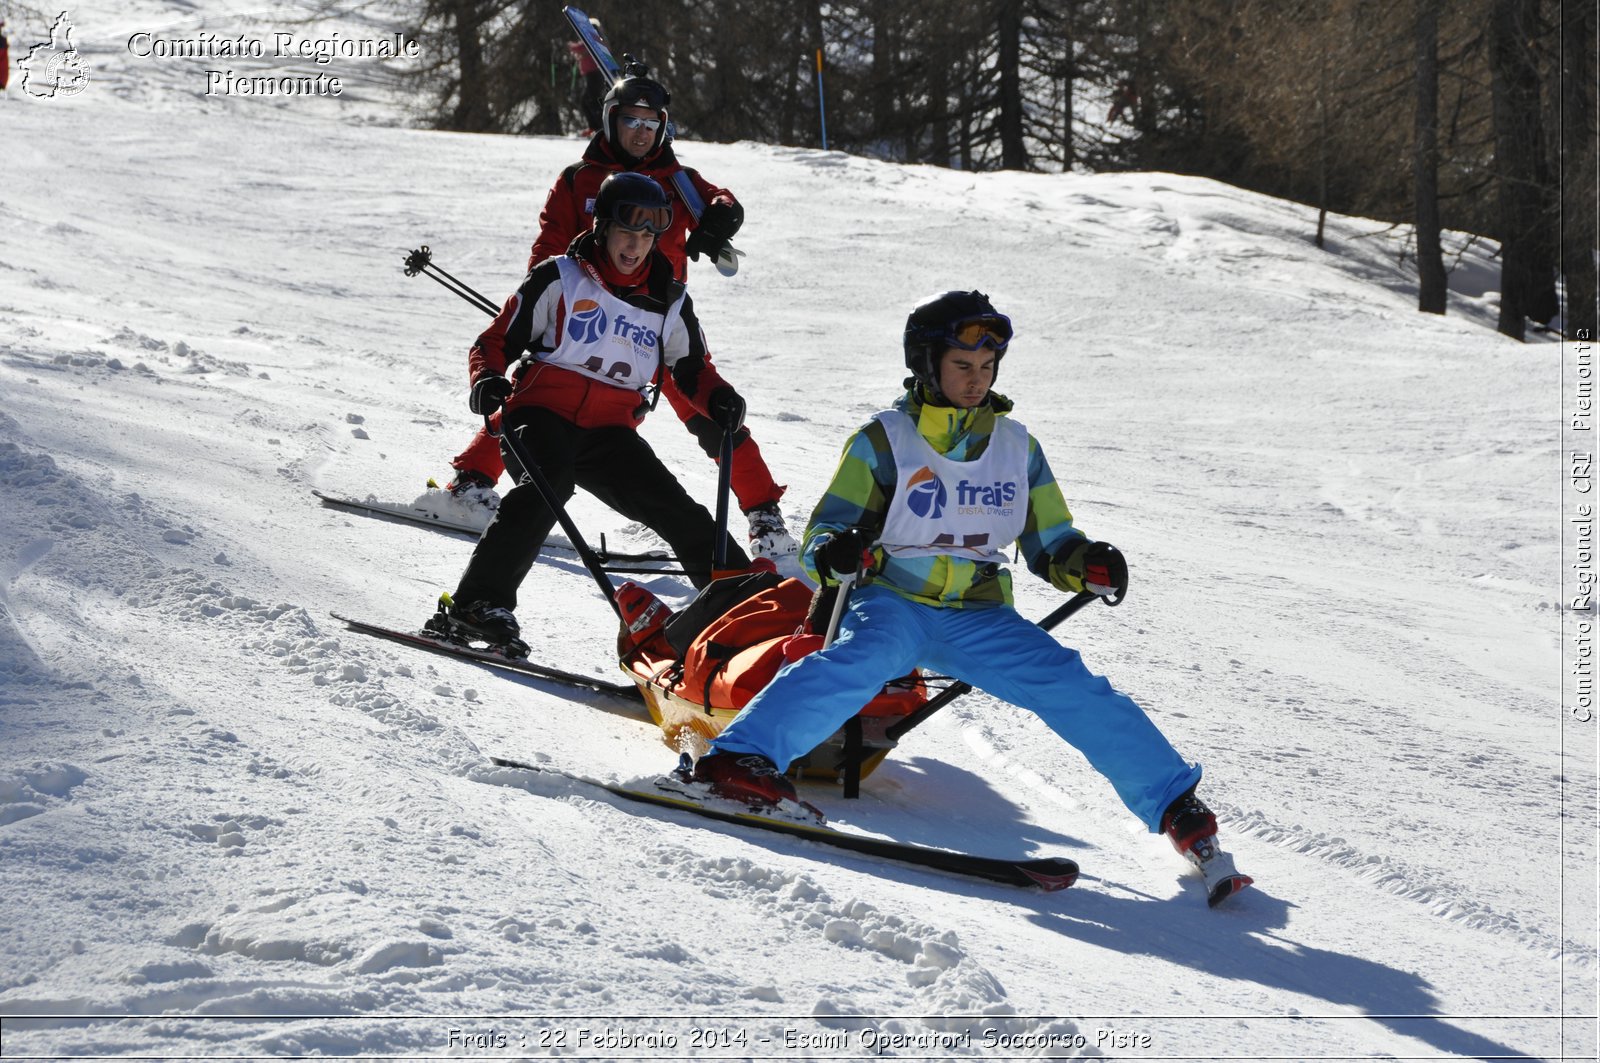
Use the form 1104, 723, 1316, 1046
801, 387, 1100, 609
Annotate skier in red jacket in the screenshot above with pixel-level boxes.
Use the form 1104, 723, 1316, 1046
428, 172, 752, 650
568, 17, 606, 133
441, 60, 796, 559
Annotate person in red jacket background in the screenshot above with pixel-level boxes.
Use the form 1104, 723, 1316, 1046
428, 173, 752, 652
567, 17, 606, 133
1, 21, 10, 94
442, 60, 796, 559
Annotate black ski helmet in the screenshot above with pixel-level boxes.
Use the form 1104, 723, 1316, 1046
592, 172, 673, 237
602, 55, 670, 159
902, 290, 1013, 395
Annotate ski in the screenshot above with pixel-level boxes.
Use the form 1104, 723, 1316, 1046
489, 755, 1079, 892
333, 612, 644, 702
563, 4, 621, 79
313, 490, 675, 565
315, 488, 485, 535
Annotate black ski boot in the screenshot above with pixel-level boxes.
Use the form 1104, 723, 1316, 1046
1160, 789, 1218, 855
424, 594, 527, 658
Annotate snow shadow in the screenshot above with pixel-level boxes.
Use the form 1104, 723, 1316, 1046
1029, 891, 1529, 1060
428, 658, 650, 725
827, 756, 1088, 854
0, 595, 53, 696
477, 764, 1089, 906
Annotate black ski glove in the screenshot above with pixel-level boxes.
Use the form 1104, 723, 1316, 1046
469, 374, 514, 416
1081, 542, 1128, 597
685, 200, 744, 262
1050, 538, 1129, 600
815, 527, 874, 579
706, 386, 746, 433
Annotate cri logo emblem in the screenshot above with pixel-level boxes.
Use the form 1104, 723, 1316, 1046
569, 299, 609, 343
905, 466, 947, 519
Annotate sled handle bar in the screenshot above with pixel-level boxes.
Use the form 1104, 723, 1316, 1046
882, 590, 1103, 744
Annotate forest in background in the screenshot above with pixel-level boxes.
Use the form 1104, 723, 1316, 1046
404, 0, 1597, 340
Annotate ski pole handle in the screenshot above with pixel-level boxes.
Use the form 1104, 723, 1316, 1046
822, 569, 859, 649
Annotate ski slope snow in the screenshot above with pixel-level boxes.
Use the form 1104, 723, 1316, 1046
0, 3, 1593, 1059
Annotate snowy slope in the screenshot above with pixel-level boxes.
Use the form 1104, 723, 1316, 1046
1, 4, 1594, 1059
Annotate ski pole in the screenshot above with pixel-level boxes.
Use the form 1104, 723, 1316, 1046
711, 426, 734, 573
881, 590, 1101, 744
825, 561, 869, 795
486, 413, 624, 621
404, 246, 501, 318
815, 49, 829, 151
822, 568, 862, 648
815, 539, 887, 795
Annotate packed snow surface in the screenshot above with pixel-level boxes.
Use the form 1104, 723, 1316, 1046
0, 2, 1593, 1059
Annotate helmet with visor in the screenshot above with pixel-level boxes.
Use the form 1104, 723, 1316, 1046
593, 172, 673, 237
902, 290, 1013, 399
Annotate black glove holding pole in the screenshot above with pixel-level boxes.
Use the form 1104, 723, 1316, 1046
469, 374, 514, 416
1049, 538, 1128, 601
706, 386, 746, 433
815, 527, 874, 579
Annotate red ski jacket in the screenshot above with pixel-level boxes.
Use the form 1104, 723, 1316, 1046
528, 136, 736, 280
474, 236, 732, 430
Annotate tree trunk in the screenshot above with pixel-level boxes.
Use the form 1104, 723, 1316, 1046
518, 3, 564, 136
998, 0, 1027, 169
1415, 0, 1448, 314
804, 0, 827, 148
1061, 0, 1076, 171
930, 44, 951, 166
958, 35, 975, 170
1489, 0, 1545, 341
451, 0, 491, 132
1561, 0, 1598, 339
871, 0, 894, 147
780, 16, 801, 146
1315, 52, 1329, 250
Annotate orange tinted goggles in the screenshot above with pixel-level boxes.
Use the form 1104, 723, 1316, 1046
947, 316, 1013, 352
613, 202, 673, 235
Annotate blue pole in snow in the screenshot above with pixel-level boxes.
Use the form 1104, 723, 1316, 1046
815, 48, 829, 151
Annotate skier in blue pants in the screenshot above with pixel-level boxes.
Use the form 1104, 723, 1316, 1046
710, 583, 1200, 831
693, 290, 1233, 865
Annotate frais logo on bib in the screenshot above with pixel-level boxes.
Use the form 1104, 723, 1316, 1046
569, 300, 608, 343
955, 478, 1019, 515
611, 313, 659, 349
905, 467, 948, 519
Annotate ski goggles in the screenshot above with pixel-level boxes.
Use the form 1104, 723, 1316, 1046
619, 114, 664, 133
945, 315, 1013, 353
611, 201, 673, 235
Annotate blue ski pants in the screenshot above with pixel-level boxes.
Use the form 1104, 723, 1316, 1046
708, 584, 1203, 832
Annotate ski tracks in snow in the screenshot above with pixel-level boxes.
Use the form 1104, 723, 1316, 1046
952, 691, 1591, 969
0, 433, 521, 1035
483, 764, 1100, 1057
1222, 805, 1593, 967
655, 849, 1093, 1051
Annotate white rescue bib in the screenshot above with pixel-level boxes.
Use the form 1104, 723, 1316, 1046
543, 257, 683, 391
876, 410, 1030, 563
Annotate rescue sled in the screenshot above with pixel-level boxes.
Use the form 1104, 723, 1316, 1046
613, 572, 927, 789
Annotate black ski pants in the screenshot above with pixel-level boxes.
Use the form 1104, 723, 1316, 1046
453, 405, 749, 611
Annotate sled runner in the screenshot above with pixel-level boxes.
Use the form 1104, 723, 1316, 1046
611, 572, 927, 789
